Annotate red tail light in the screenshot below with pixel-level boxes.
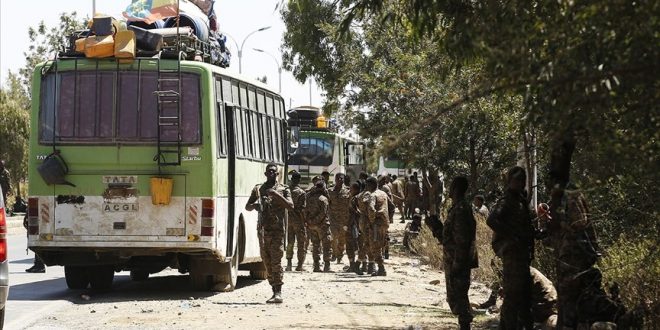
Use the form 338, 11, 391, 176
28, 197, 40, 235
0, 206, 6, 261
201, 199, 215, 236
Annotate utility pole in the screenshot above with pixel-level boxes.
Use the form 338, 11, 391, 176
309, 78, 312, 106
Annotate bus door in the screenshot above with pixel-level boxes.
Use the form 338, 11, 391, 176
224, 104, 237, 257
344, 142, 366, 179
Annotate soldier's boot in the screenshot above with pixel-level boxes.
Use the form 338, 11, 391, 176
367, 262, 375, 275
323, 261, 331, 272
458, 320, 471, 330
348, 261, 358, 273
26, 256, 46, 273
295, 259, 305, 271
336, 255, 343, 264
458, 315, 472, 330
266, 285, 283, 304
285, 258, 293, 272
384, 246, 389, 259
313, 260, 322, 273
478, 293, 497, 309
355, 262, 365, 275
371, 263, 386, 276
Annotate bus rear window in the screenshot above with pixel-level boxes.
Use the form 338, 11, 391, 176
39, 71, 201, 144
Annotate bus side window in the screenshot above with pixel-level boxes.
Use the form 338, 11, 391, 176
215, 78, 226, 156
245, 109, 254, 158
264, 116, 273, 161
251, 112, 261, 159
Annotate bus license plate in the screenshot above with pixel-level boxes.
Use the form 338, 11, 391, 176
103, 203, 139, 212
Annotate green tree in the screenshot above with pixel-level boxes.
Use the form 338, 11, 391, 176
0, 12, 85, 196
0, 73, 30, 195
18, 12, 85, 95
281, 1, 520, 195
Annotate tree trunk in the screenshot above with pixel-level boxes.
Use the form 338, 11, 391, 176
468, 136, 478, 196
548, 130, 577, 231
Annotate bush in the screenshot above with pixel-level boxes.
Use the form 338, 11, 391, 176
600, 236, 660, 328
409, 212, 500, 286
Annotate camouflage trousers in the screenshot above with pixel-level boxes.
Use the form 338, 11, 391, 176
331, 225, 348, 259
345, 224, 359, 260
259, 231, 284, 287
368, 222, 389, 265
286, 220, 307, 263
444, 262, 473, 324
357, 219, 371, 263
500, 251, 533, 330
556, 267, 625, 328
308, 224, 332, 263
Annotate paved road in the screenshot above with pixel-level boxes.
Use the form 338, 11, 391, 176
1, 219, 494, 329
5, 234, 70, 330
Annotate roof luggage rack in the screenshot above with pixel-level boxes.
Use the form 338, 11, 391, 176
59, 29, 231, 68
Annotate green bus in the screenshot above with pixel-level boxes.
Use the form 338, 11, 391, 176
27, 56, 290, 291
286, 106, 366, 185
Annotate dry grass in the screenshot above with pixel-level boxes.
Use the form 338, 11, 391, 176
409, 212, 499, 285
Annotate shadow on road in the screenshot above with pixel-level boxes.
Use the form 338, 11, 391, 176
9, 258, 35, 265
7, 272, 264, 304
8, 277, 69, 301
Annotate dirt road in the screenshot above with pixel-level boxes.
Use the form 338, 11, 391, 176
23, 218, 497, 330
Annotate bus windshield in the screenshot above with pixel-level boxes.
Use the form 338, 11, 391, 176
39, 71, 201, 144
289, 136, 334, 166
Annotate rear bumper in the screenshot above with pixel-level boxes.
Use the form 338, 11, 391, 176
29, 237, 213, 249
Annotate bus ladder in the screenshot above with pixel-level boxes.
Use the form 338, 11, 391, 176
154, 53, 186, 168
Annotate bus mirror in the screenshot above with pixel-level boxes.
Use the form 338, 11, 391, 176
288, 126, 300, 154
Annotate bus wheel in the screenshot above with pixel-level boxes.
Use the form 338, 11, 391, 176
214, 242, 240, 292
249, 262, 268, 280
89, 265, 115, 291
64, 266, 90, 290
130, 270, 149, 281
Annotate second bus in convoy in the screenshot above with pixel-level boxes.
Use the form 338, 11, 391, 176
286, 106, 366, 185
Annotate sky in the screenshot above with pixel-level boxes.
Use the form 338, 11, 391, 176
0, 0, 324, 109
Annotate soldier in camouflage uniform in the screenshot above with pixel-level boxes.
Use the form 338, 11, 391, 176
285, 170, 307, 272
306, 180, 333, 272
0, 160, 11, 203
390, 175, 406, 221
405, 174, 421, 219
328, 173, 351, 263
547, 184, 628, 328
355, 180, 372, 275
487, 166, 535, 329
443, 176, 478, 329
366, 176, 389, 276
246, 163, 294, 304
345, 181, 362, 272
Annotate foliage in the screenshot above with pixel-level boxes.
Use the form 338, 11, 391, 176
281, 1, 520, 194
0, 12, 85, 191
0, 73, 30, 193
600, 237, 659, 328
282, 0, 659, 321
18, 12, 86, 96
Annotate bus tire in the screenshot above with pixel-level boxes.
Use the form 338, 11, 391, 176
214, 242, 240, 292
130, 270, 149, 281
249, 262, 268, 280
64, 266, 90, 290
89, 265, 114, 291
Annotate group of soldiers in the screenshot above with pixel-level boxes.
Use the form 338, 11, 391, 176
245, 164, 405, 304
246, 163, 638, 328
426, 167, 638, 329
